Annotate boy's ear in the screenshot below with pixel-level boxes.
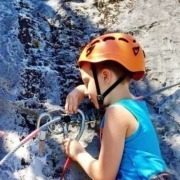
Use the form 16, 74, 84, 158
101, 68, 111, 82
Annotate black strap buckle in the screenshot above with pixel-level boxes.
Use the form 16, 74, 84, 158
97, 95, 104, 105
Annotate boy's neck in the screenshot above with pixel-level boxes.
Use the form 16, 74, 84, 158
105, 81, 134, 105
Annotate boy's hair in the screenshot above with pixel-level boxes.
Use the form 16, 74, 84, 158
93, 60, 132, 79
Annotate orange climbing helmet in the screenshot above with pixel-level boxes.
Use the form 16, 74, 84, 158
78, 33, 145, 80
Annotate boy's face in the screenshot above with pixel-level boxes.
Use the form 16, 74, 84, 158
80, 62, 113, 108
80, 63, 100, 109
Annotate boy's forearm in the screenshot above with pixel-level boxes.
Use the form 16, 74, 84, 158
76, 84, 87, 96
76, 151, 100, 180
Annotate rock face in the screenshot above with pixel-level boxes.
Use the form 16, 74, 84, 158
0, 0, 179, 179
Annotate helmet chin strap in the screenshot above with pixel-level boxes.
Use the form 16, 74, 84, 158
91, 64, 126, 111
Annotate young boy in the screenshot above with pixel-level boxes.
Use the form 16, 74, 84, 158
63, 33, 170, 180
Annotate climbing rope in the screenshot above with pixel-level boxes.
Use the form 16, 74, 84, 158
0, 107, 85, 167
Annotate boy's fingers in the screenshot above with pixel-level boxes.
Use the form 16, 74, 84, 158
65, 96, 70, 111
63, 138, 71, 143
65, 96, 73, 113
68, 97, 74, 114
65, 103, 68, 113
63, 138, 73, 155
64, 98, 68, 112
66, 96, 78, 114
72, 101, 78, 114
62, 138, 69, 153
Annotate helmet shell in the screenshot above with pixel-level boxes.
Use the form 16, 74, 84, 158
78, 33, 145, 80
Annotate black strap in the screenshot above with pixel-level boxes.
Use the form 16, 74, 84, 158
102, 75, 126, 99
91, 64, 126, 108
92, 64, 104, 110
92, 64, 101, 95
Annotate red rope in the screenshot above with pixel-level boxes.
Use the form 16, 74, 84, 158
60, 157, 72, 180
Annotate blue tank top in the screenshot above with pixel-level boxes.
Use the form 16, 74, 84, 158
100, 99, 167, 180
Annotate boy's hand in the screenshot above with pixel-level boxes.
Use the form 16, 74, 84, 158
65, 85, 86, 114
63, 138, 85, 161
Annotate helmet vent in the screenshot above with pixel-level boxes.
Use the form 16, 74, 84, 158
118, 38, 129, 43
133, 47, 140, 56
86, 46, 95, 57
86, 40, 100, 57
103, 36, 115, 41
90, 40, 100, 46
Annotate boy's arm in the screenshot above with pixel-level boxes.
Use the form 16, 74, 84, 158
74, 106, 129, 180
65, 84, 87, 114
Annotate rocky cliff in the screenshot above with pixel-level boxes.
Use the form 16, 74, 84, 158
0, 0, 179, 179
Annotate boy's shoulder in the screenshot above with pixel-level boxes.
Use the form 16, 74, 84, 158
105, 101, 137, 126
109, 98, 146, 111
104, 99, 142, 137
